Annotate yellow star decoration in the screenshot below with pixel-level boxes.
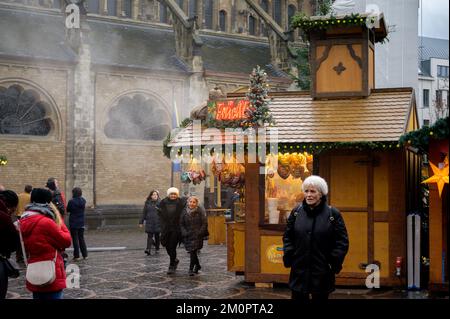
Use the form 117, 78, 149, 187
422, 157, 449, 198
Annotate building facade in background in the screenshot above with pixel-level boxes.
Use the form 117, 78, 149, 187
418, 36, 449, 127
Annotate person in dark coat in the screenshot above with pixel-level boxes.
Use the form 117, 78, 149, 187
67, 187, 88, 261
0, 190, 19, 299
139, 190, 161, 255
46, 177, 66, 217
157, 187, 187, 275
180, 196, 208, 276
283, 175, 349, 301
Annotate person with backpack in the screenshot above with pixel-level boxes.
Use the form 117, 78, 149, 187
46, 177, 66, 217
283, 175, 349, 301
19, 188, 72, 299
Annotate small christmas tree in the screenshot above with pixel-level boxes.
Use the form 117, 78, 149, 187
244, 66, 275, 128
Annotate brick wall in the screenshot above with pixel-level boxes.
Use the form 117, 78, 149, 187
0, 63, 68, 194
95, 143, 171, 205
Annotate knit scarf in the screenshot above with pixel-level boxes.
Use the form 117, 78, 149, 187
23, 203, 58, 222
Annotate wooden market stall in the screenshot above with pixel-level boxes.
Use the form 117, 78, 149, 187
168, 13, 422, 287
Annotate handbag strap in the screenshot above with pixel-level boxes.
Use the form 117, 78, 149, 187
17, 214, 59, 266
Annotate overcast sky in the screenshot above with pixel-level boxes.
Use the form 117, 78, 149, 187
418, 0, 449, 39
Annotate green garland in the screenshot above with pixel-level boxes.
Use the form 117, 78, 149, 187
290, 12, 389, 44
0, 155, 7, 166
399, 117, 449, 152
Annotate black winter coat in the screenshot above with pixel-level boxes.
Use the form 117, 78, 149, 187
180, 206, 208, 252
67, 197, 86, 229
283, 198, 349, 294
157, 197, 187, 247
140, 199, 161, 233
0, 199, 19, 258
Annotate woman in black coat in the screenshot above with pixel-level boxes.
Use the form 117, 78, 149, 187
139, 190, 161, 255
157, 187, 187, 275
0, 190, 19, 299
180, 196, 208, 276
283, 175, 349, 301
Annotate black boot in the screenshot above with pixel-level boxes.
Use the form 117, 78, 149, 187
193, 264, 202, 274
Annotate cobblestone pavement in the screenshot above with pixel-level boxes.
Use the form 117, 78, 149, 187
6, 229, 444, 299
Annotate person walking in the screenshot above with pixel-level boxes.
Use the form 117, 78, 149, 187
19, 188, 72, 300
67, 187, 88, 261
46, 177, 66, 217
15, 185, 32, 263
139, 190, 161, 255
180, 196, 208, 276
283, 175, 349, 301
157, 187, 186, 275
0, 190, 19, 299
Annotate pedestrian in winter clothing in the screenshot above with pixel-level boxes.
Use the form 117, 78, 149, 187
0, 190, 19, 299
180, 196, 208, 276
157, 187, 187, 275
17, 185, 32, 217
19, 188, 72, 300
15, 185, 33, 263
46, 177, 66, 216
67, 187, 88, 261
139, 190, 161, 255
283, 175, 349, 301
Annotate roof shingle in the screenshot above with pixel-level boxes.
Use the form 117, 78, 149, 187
168, 88, 415, 147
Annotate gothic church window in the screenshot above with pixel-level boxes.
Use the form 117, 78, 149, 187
219, 10, 227, 32
104, 94, 171, 141
273, 0, 282, 25
288, 4, 296, 28
189, 0, 197, 17
107, 0, 116, 16
0, 84, 52, 136
123, 0, 132, 17
249, 15, 256, 35
86, 0, 100, 14
204, 0, 213, 29
160, 1, 168, 23
260, 0, 269, 36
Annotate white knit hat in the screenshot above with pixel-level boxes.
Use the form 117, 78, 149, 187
167, 187, 179, 196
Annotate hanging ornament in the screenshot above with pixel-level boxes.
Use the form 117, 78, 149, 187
422, 156, 449, 198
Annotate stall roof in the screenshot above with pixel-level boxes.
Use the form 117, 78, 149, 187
168, 88, 416, 147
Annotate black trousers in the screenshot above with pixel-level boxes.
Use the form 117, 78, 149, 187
189, 250, 200, 270
70, 228, 88, 258
0, 261, 8, 299
291, 290, 329, 301
146, 233, 160, 250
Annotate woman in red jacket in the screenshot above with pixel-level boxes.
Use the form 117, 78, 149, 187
19, 188, 72, 299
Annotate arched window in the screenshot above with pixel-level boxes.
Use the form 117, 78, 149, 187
288, 4, 296, 28
52, 0, 61, 9
273, 0, 282, 25
107, 0, 116, 16
0, 84, 52, 136
87, 0, 100, 14
176, 0, 185, 12
189, 0, 197, 17
249, 15, 256, 35
260, 0, 269, 36
104, 94, 171, 141
160, 1, 168, 23
204, 0, 213, 29
219, 10, 227, 32
123, 0, 132, 18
